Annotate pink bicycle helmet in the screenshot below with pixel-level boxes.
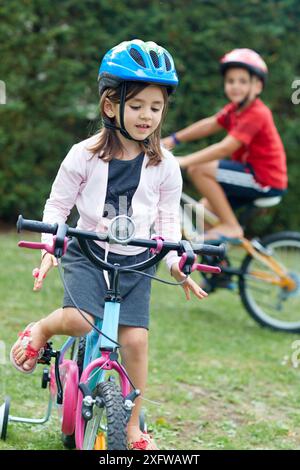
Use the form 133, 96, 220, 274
220, 48, 268, 84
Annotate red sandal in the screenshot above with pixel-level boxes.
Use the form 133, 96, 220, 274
128, 433, 158, 450
10, 323, 46, 374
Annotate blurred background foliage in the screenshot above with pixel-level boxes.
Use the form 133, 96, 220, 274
0, 0, 299, 233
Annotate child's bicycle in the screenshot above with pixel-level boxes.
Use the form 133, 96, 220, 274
180, 191, 300, 333
0, 214, 225, 449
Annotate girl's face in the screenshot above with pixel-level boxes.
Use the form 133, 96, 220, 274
106, 85, 165, 141
224, 68, 262, 104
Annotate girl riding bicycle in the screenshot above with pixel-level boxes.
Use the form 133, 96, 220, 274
10, 39, 207, 450
163, 48, 287, 240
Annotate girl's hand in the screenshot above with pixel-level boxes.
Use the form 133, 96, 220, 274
161, 136, 175, 150
171, 262, 208, 301
33, 253, 58, 291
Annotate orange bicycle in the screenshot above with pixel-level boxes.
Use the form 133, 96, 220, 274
181, 191, 300, 333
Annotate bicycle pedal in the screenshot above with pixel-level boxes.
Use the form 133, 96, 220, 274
37, 342, 54, 365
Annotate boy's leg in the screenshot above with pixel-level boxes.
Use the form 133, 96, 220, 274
186, 161, 243, 238
118, 325, 149, 443
199, 197, 218, 231
12, 307, 94, 371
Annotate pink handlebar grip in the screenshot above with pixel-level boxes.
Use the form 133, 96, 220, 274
193, 264, 221, 274
179, 253, 221, 274
18, 241, 55, 253
18, 236, 68, 256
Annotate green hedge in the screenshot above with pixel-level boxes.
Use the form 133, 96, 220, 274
0, 0, 299, 231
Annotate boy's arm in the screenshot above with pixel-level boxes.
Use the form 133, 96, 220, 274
178, 134, 242, 168
162, 116, 222, 149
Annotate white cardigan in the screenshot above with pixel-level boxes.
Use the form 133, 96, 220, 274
42, 134, 183, 271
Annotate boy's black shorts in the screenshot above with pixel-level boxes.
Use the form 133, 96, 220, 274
216, 159, 286, 209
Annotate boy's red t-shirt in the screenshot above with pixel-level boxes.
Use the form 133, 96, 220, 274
216, 98, 287, 189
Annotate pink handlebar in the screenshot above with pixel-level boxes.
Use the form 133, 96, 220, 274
18, 241, 55, 253
179, 253, 221, 274
193, 263, 221, 274
18, 236, 68, 256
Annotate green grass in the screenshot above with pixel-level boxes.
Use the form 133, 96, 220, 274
0, 231, 300, 450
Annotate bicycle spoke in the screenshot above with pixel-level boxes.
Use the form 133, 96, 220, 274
243, 277, 273, 294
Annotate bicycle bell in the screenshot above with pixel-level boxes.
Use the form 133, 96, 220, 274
108, 216, 136, 244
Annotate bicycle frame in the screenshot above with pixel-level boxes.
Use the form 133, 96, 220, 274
75, 300, 131, 449
50, 272, 133, 450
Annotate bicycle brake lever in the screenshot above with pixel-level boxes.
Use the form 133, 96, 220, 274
18, 236, 68, 257
178, 251, 197, 275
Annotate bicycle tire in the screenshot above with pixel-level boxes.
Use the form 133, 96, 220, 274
239, 231, 300, 333
61, 432, 76, 449
83, 381, 127, 450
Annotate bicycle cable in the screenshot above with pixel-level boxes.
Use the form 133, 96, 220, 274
115, 359, 136, 390
120, 268, 189, 286
57, 259, 121, 347
115, 359, 162, 403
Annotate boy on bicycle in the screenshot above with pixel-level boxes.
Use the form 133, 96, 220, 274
163, 48, 287, 240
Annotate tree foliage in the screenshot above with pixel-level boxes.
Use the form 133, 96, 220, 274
0, 0, 299, 231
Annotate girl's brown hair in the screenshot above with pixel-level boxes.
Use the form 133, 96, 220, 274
89, 82, 169, 166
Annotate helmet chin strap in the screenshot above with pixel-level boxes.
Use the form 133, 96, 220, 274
103, 82, 150, 145
237, 76, 258, 109
237, 93, 251, 109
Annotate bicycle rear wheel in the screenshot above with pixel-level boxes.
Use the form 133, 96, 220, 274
83, 381, 127, 450
239, 231, 300, 332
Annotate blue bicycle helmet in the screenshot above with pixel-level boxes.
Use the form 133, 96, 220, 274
98, 39, 178, 96
98, 40, 178, 143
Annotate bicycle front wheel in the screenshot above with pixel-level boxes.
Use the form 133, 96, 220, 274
239, 231, 300, 333
83, 381, 127, 450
